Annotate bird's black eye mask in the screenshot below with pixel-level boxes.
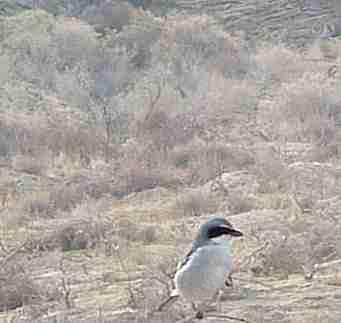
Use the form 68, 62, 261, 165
207, 225, 243, 239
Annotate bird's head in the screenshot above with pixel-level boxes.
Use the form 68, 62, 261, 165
199, 217, 243, 242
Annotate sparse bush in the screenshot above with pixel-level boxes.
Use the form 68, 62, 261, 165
140, 225, 158, 244
137, 109, 202, 153
24, 193, 53, 218
268, 73, 340, 143
44, 121, 106, 165
122, 161, 181, 194
171, 140, 254, 184
81, 1, 132, 33
116, 10, 162, 56
59, 226, 89, 251
12, 155, 46, 175
53, 16, 99, 71
48, 184, 84, 212
158, 14, 250, 80
0, 261, 42, 311
253, 147, 289, 194
290, 315, 339, 323
249, 215, 341, 277
115, 219, 159, 245
250, 43, 308, 84
47, 176, 113, 213
0, 120, 18, 158
227, 191, 256, 214
26, 198, 112, 252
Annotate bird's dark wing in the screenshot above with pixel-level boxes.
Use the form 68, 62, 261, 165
176, 245, 196, 271
176, 241, 209, 271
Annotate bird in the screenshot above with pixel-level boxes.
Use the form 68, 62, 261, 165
158, 217, 243, 319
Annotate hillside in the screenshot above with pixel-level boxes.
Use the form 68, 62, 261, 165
175, 0, 341, 46
1, 1, 341, 323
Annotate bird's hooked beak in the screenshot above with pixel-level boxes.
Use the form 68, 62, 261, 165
220, 224, 243, 237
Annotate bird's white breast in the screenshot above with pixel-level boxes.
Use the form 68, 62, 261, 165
174, 240, 232, 302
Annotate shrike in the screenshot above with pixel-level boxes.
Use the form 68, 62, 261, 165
159, 217, 243, 319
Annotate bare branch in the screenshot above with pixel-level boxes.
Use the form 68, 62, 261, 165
206, 313, 251, 323
144, 82, 162, 124
0, 239, 30, 267
59, 257, 73, 309
239, 241, 270, 268
113, 245, 138, 308
231, 276, 273, 289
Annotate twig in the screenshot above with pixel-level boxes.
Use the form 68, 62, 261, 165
114, 245, 138, 308
231, 276, 273, 289
144, 82, 162, 124
0, 239, 8, 254
144, 266, 173, 294
157, 295, 179, 311
177, 314, 196, 323
59, 257, 72, 309
315, 258, 341, 271
239, 242, 269, 268
0, 239, 30, 267
206, 313, 251, 322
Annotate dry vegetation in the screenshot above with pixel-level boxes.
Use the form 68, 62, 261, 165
1, 1, 341, 322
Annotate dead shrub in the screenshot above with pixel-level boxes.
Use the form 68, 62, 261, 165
119, 155, 181, 195
186, 75, 260, 134
140, 225, 158, 244
175, 189, 219, 217
12, 155, 46, 175
0, 117, 42, 158
171, 140, 254, 185
260, 234, 306, 276
47, 176, 112, 213
138, 109, 201, 152
250, 43, 308, 84
3, 11, 57, 88
44, 121, 105, 163
124, 165, 180, 194
0, 261, 41, 311
308, 137, 341, 162
226, 191, 256, 214
59, 226, 91, 252
290, 315, 339, 323
115, 219, 159, 244
308, 218, 341, 262
23, 179, 111, 220
116, 10, 161, 62
82, 1, 132, 33
253, 148, 289, 194
49, 184, 84, 212
28, 199, 112, 252
0, 120, 18, 158
24, 193, 54, 218
0, 111, 106, 168
250, 216, 341, 277
159, 14, 250, 79
52, 16, 99, 71
268, 73, 340, 142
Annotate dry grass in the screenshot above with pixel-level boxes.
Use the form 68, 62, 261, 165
266, 73, 340, 143
0, 265, 41, 311
175, 188, 220, 217
0, 253, 61, 312
289, 316, 340, 323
